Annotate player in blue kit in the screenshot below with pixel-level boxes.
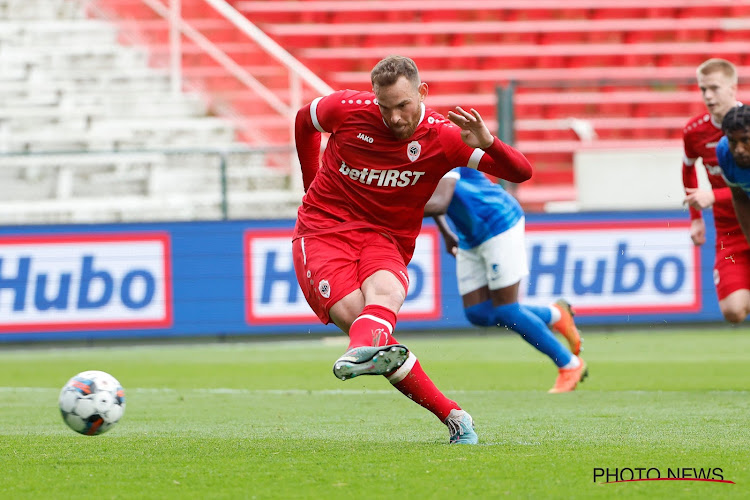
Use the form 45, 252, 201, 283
424, 167, 587, 392
719, 105, 750, 248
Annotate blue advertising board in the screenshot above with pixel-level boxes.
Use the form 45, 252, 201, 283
0, 210, 719, 342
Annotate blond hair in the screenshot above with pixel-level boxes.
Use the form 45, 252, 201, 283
697, 58, 738, 84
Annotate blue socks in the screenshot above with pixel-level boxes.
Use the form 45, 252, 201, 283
464, 301, 496, 327
523, 304, 553, 325
465, 300, 572, 368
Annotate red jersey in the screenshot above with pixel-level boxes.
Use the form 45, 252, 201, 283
682, 112, 739, 232
293, 89, 531, 261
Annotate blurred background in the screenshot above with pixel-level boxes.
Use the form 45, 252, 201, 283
1, 0, 748, 342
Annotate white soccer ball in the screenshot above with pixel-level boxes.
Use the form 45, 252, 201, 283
59, 370, 126, 436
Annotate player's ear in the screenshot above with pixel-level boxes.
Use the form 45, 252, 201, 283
418, 82, 428, 101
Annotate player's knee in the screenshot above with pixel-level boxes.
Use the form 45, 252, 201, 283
464, 301, 495, 327
492, 302, 523, 330
722, 308, 748, 324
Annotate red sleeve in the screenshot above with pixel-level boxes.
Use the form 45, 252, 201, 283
682, 158, 702, 221
477, 137, 533, 183
295, 103, 321, 192
714, 186, 733, 206
682, 129, 702, 220
295, 91, 360, 191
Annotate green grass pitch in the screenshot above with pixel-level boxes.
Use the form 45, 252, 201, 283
1, 327, 749, 499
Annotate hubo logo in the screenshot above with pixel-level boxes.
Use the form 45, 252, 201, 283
244, 228, 441, 325
521, 221, 700, 314
0, 233, 172, 333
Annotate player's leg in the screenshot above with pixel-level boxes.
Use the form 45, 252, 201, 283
329, 273, 409, 380
292, 233, 409, 379
489, 283, 579, 367
475, 220, 586, 392
519, 301, 582, 355
714, 231, 750, 323
719, 289, 750, 323
354, 233, 477, 444
383, 329, 477, 444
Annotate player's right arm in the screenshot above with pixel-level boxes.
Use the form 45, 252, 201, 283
294, 90, 352, 192
730, 185, 750, 246
681, 129, 709, 246
295, 102, 322, 192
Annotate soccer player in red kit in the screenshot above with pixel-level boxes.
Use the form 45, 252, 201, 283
292, 56, 532, 444
683, 58, 750, 323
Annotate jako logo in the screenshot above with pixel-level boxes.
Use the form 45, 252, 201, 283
0, 233, 172, 332
357, 133, 374, 143
244, 228, 441, 325
522, 221, 700, 314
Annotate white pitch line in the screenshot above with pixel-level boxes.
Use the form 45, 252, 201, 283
0, 387, 748, 396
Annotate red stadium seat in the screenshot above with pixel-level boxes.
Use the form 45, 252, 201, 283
98, 0, 750, 209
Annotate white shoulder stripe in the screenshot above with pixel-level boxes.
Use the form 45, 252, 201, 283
467, 148, 485, 169
310, 97, 327, 133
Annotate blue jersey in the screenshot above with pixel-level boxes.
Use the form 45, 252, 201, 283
717, 136, 750, 194
444, 167, 524, 249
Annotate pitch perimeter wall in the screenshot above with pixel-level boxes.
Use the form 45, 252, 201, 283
0, 209, 721, 342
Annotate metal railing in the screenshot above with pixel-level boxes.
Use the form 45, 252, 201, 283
0, 146, 300, 225
81, 0, 334, 191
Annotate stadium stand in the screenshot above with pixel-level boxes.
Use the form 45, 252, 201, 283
233, 0, 750, 209
4, 0, 750, 217
0, 0, 302, 224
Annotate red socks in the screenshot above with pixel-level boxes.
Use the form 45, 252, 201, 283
388, 358, 460, 422
347, 305, 460, 422
347, 304, 397, 349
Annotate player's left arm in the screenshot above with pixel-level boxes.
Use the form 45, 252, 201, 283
446, 106, 532, 182
729, 185, 750, 246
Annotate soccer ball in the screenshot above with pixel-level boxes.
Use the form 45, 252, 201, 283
59, 370, 126, 435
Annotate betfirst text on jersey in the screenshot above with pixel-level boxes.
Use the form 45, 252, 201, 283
0, 233, 172, 333
244, 228, 441, 324
522, 221, 700, 315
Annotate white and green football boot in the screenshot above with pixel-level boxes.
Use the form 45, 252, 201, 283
445, 409, 478, 445
332, 344, 409, 380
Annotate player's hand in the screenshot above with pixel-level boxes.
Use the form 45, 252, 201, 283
447, 107, 494, 149
442, 231, 459, 257
690, 218, 706, 246
684, 187, 715, 210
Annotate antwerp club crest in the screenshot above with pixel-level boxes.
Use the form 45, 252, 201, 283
318, 279, 331, 298
407, 141, 421, 162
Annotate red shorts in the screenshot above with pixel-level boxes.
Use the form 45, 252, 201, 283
714, 228, 750, 300
292, 228, 410, 324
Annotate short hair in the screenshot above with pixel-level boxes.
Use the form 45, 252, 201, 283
371, 55, 421, 90
722, 105, 750, 134
697, 58, 738, 84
